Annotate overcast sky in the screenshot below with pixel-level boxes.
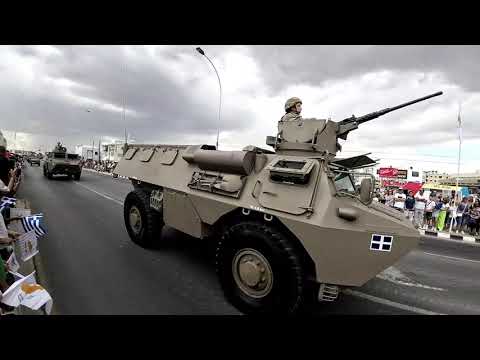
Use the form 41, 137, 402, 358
1, 45, 479, 174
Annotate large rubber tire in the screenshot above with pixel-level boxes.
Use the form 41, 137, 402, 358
123, 189, 164, 248
47, 171, 53, 179
73, 173, 81, 181
215, 220, 309, 315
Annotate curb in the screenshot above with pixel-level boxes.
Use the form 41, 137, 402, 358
418, 229, 480, 243
83, 168, 128, 180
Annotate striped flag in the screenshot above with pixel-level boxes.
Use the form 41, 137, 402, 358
0, 196, 16, 215
21, 214, 47, 238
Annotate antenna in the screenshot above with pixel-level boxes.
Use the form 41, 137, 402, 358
196, 47, 222, 150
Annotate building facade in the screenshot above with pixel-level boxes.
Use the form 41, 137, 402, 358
423, 170, 449, 184
75, 145, 99, 160
102, 142, 126, 162
438, 170, 480, 188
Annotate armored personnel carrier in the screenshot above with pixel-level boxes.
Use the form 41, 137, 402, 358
43, 142, 82, 180
28, 154, 41, 166
114, 91, 443, 314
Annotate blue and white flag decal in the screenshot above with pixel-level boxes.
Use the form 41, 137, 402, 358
0, 196, 16, 214
21, 214, 47, 238
370, 234, 393, 252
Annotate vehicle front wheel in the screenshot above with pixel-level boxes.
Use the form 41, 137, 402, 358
123, 189, 164, 248
215, 220, 310, 315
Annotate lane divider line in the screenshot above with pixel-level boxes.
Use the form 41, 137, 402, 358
74, 182, 124, 206
422, 252, 480, 264
342, 289, 444, 315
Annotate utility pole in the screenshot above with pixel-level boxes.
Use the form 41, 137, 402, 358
124, 128, 128, 155
450, 103, 463, 233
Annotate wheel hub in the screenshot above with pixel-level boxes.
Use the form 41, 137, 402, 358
129, 206, 142, 235
232, 248, 273, 298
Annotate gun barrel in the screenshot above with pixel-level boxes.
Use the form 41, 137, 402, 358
380, 91, 443, 115
356, 91, 443, 125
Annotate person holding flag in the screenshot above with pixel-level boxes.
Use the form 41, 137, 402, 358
0, 169, 17, 198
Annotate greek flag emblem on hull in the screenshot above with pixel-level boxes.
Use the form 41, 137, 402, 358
370, 234, 393, 252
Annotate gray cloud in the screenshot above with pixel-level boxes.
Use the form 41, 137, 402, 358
0, 45, 254, 150
1, 44, 480, 170
248, 45, 480, 94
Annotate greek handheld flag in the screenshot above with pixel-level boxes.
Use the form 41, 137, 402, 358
0, 196, 16, 215
21, 214, 47, 238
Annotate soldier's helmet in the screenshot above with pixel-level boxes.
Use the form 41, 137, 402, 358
284, 97, 302, 112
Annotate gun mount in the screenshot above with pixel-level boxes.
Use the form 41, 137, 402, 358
269, 91, 443, 157
53, 142, 67, 153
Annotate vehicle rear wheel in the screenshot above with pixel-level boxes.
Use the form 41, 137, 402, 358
73, 173, 81, 181
123, 189, 164, 248
215, 220, 309, 315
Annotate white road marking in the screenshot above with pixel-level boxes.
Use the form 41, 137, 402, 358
342, 289, 444, 315
376, 266, 445, 291
423, 252, 480, 264
74, 182, 124, 206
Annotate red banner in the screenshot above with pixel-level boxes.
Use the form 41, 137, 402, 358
378, 168, 398, 177
382, 180, 405, 187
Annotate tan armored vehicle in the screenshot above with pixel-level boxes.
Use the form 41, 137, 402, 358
114, 91, 443, 314
43, 142, 82, 180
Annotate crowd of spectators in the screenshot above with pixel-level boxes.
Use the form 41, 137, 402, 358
374, 188, 480, 236
0, 146, 22, 197
0, 145, 24, 314
81, 159, 117, 173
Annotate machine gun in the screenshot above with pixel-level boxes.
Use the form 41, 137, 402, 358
336, 91, 443, 140
53, 142, 67, 153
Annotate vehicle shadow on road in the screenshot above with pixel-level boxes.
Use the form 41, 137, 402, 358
150, 226, 217, 269
45, 176, 76, 181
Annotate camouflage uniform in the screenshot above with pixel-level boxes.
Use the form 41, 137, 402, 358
280, 112, 302, 122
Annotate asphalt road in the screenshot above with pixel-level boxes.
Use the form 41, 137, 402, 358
16, 165, 480, 315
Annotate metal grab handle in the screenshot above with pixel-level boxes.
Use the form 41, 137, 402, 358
252, 180, 262, 199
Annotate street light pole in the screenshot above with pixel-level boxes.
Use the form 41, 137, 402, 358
123, 59, 128, 156
196, 47, 222, 150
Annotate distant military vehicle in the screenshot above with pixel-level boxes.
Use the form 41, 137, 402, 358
43, 142, 82, 180
28, 155, 41, 166
114, 91, 443, 314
